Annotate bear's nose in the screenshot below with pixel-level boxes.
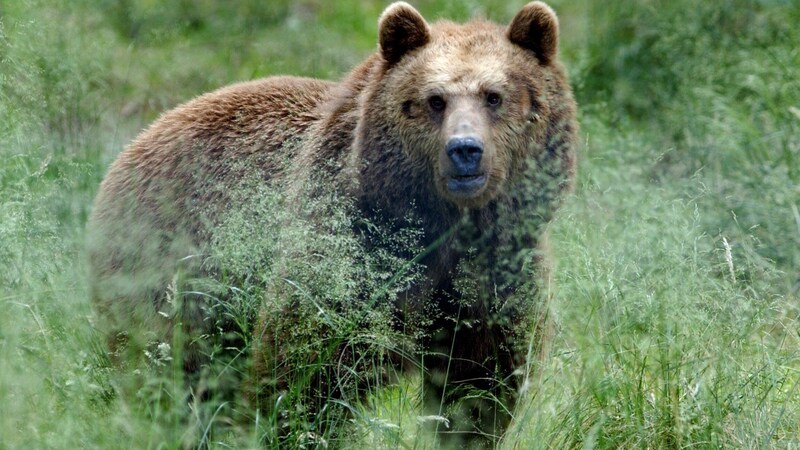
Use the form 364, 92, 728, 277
446, 136, 483, 175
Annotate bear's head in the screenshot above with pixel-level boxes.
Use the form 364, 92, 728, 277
358, 1, 562, 210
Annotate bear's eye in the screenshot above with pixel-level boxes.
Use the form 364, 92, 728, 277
486, 92, 502, 108
428, 95, 446, 112
402, 100, 413, 116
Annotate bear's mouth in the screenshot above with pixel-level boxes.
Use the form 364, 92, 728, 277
447, 173, 487, 196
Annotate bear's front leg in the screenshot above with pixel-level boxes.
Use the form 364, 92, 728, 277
421, 297, 531, 448
419, 224, 554, 448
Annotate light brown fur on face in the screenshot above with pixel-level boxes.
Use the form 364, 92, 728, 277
370, 18, 558, 208
88, 2, 577, 447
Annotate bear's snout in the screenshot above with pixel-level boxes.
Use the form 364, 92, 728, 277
444, 136, 487, 195
447, 136, 483, 173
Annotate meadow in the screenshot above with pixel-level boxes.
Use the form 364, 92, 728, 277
1, 0, 798, 448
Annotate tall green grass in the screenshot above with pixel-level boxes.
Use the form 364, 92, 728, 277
1, 0, 798, 448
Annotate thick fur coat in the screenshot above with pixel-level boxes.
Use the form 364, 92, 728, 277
88, 2, 577, 446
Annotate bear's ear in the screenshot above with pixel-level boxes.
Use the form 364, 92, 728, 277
378, 2, 431, 66
507, 1, 559, 65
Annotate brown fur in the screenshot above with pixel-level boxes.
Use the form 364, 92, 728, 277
88, 1, 577, 446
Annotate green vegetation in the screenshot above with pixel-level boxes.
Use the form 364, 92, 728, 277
1, 0, 798, 448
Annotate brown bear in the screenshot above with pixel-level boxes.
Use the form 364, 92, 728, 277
87, 1, 577, 447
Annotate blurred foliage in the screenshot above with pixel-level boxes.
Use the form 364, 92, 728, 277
579, 0, 800, 118
576, 0, 800, 285
98, 0, 293, 42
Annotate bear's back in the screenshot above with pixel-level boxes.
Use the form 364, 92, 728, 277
87, 76, 336, 338
99, 76, 335, 201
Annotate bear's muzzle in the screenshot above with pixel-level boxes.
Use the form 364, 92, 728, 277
445, 136, 487, 195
